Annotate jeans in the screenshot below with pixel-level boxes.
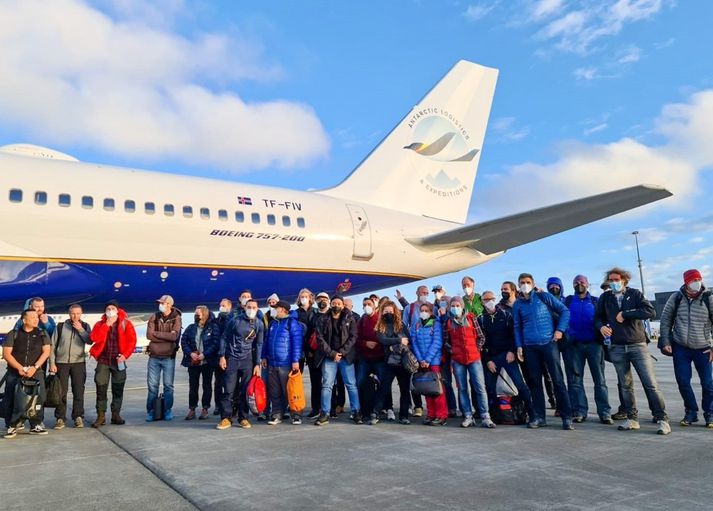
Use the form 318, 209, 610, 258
672, 342, 713, 418
452, 360, 490, 419
147, 357, 175, 413
483, 353, 533, 417
55, 362, 86, 421
441, 354, 457, 412
220, 359, 251, 420
524, 342, 571, 421
268, 365, 299, 419
320, 358, 360, 414
375, 363, 412, 419
94, 363, 126, 414
4, 370, 46, 427
564, 342, 611, 418
608, 343, 667, 421
187, 364, 214, 410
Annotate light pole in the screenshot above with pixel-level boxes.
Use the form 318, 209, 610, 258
632, 231, 645, 297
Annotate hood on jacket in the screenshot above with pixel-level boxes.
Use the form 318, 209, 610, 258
547, 277, 564, 297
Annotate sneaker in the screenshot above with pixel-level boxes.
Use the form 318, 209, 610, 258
329, 410, 338, 419
267, 416, 283, 426
368, 413, 379, 425
412, 407, 423, 417
164, 409, 174, 421
618, 419, 641, 431
680, 411, 698, 426
481, 417, 496, 429
705, 419, 713, 429
527, 418, 547, 429
292, 416, 302, 425
4, 426, 17, 439
54, 418, 66, 430
257, 413, 267, 421
398, 418, 411, 425
307, 410, 320, 420
238, 419, 252, 429
430, 418, 447, 426
572, 415, 586, 423
29, 424, 48, 435
562, 419, 574, 431
314, 412, 329, 426
352, 412, 363, 425
146, 411, 154, 422
282, 412, 291, 420
185, 409, 196, 420
461, 415, 474, 428
422, 417, 434, 426
612, 410, 627, 421
657, 420, 672, 435
199, 408, 209, 420
216, 418, 232, 430
600, 416, 614, 425
386, 409, 396, 421
74, 417, 84, 428
16, 421, 25, 431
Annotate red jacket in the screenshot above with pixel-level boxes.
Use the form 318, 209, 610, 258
356, 313, 383, 361
89, 308, 137, 360
445, 313, 483, 365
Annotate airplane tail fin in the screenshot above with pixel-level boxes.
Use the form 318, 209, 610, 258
319, 60, 498, 224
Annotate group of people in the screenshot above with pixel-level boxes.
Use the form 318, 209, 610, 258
2, 266, 712, 439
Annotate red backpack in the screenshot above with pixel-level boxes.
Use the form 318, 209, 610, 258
246, 375, 267, 415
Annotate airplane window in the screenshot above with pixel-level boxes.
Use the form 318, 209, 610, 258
82, 196, 94, 209
103, 198, 115, 211
124, 200, 136, 213
235, 211, 244, 223
183, 206, 193, 218
145, 202, 155, 215
200, 207, 210, 219
218, 209, 228, 221
164, 204, 175, 216
59, 193, 71, 207
267, 214, 276, 225
9, 189, 22, 203
251, 212, 260, 224
282, 215, 291, 227
35, 191, 47, 205
297, 217, 306, 228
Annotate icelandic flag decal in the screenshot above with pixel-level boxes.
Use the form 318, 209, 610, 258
237, 196, 253, 205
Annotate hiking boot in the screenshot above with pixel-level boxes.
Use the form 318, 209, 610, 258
398, 417, 411, 425
412, 407, 423, 417
185, 408, 196, 420
292, 416, 302, 425
618, 419, 641, 431
680, 411, 698, 426
199, 408, 209, 420
612, 410, 627, 421
314, 412, 329, 426
600, 416, 614, 425
238, 419, 252, 429
430, 418, 447, 426
562, 419, 574, 431
368, 413, 379, 425
54, 418, 66, 430
74, 417, 84, 428
527, 418, 547, 429
352, 412, 363, 425
572, 415, 586, 423
386, 409, 396, 421
29, 424, 48, 435
91, 413, 106, 428
216, 418, 232, 430
657, 420, 672, 435
461, 415, 474, 428
267, 415, 283, 426
111, 412, 125, 425
481, 417, 496, 429
4, 426, 17, 439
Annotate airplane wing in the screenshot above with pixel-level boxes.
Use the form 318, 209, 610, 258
407, 184, 672, 255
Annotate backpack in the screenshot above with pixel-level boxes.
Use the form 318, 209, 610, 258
246, 375, 267, 415
0, 372, 10, 418
492, 394, 528, 425
13, 378, 44, 422
658, 290, 713, 355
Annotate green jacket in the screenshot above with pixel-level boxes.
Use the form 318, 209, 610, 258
464, 293, 483, 316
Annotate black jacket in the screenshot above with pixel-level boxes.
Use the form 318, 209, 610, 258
594, 288, 655, 345
315, 310, 357, 365
477, 309, 516, 360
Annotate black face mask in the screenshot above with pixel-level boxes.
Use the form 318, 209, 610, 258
382, 313, 394, 322
317, 301, 328, 310
501, 291, 511, 301
574, 284, 587, 293
331, 306, 343, 314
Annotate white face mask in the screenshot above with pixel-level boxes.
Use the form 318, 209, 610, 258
484, 300, 497, 312
219, 306, 229, 314
363, 305, 374, 315
419, 311, 431, 321
688, 280, 703, 293
240, 298, 249, 307
418, 295, 428, 303
158, 303, 167, 313
463, 286, 473, 296
245, 309, 257, 319
106, 309, 117, 319
300, 297, 310, 306
520, 283, 533, 295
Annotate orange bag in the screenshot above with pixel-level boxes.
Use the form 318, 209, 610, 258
287, 370, 306, 413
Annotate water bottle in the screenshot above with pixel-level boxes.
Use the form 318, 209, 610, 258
603, 324, 612, 347
117, 359, 126, 371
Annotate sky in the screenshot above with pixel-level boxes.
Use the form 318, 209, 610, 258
1, 0, 712, 305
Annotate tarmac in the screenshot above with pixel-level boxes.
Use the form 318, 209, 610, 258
1, 348, 712, 511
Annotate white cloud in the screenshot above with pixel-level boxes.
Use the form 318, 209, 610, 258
690, 237, 705, 243
490, 116, 531, 142
617, 45, 642, 64
584, 123, 608, 135
529, 0, 565, 20
464, 1, 500, 21
574, 66, 599, 80
0, 0, 329, 172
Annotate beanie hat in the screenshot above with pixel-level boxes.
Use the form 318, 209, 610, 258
683, 269, 702, 286
275, 300, 291, 311
104, 299, 120, 311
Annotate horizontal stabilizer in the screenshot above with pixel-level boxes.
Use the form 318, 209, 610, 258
407, 185, 672, 254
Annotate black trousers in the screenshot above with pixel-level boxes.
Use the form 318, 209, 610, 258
94, 363, 126, 414
55, 362, 86, 421
188, 364, 214, 410
306, 356, 322, 413
375, 364, 411, 420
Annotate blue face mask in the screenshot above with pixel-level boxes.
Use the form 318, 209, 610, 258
610, 281, 623, 293
450, 306, 462, 317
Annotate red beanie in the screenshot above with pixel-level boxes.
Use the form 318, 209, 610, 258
683, 269, 702, 285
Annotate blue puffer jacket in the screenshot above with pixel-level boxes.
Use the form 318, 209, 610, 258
261, 316, 303, 367
180, 316, 221, 367
513, 291, 570, 348
220, 310, 264, 365
566, 293, 598, 343
410, 316, 443, 366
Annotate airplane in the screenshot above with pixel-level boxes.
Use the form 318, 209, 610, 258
0, 60, 671, 315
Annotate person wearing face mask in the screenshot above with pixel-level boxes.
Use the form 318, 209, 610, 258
213, 298, 234, 416
513, 273, 573, 430
462, 276, 484, 317
563, 275, 611, 424
444, 296, 494, 428
594, 267, 668, 434
546, 277, 565, 303
436, 295, 459, 418
402, 285, 433, 417
181, 306, 220, 421
311, 291, 346, 418
370, 301, 413, 425
478, 291, 533, 421
295, 288, 321, 419
356, 297, 391, 418
234, 289, 265, 324
411, 303, 447, 426
264, 293, 280, 326
146, 295, 182, 422
88, 301, 137, 428
261, 301, 303, 425
659, 269, 713, 429
313, 296, 362, 425
498, 282, 518, 312
216, 299, 264, 429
